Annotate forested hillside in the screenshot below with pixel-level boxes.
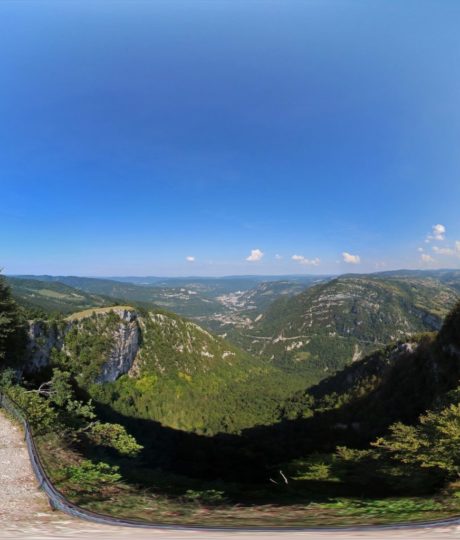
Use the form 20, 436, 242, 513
23, 306, 306, 434
234, 275, 459, 380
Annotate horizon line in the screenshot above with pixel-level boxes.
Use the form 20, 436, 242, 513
6, 268, 460, 280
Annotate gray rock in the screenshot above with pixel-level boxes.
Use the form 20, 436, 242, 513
97, 312, 140, 383
25, 321, 67, 372
24, 309, 140, 383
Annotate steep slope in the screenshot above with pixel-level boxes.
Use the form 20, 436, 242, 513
25, 307, 304, 435
236, 301, 460, 471
238, 275, 459, 379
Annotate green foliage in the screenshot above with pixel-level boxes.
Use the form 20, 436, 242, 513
87, 309, 307, 434
0, 273, 25, 365
288, 454, 336, 481
183, 489, 226, 505
438, 300, 460, 350
373, 401, 460, 479
0, 367, 16, 388
7, 385, 57, 433
64, 398, 97, 423
315, 387, 460, 495
49, 369, 73, 407
86, 422, 143, 457
52, 311, 123, 384
61, 460, 121, 494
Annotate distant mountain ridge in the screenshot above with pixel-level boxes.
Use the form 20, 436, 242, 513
9, 274, 328, 329
233, 273, 459, 379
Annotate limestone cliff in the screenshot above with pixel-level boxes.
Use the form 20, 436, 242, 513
25, 308, 140, 383
25, 320, 66, 372
96, 309, 140, 383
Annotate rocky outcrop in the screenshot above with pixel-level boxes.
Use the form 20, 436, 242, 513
25, 320, 66, 372
25, 308, 140, 383
97, 310, 140, 383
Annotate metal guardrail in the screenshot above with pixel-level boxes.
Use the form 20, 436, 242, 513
0, 390, 199, 530
2, 388, 460, 532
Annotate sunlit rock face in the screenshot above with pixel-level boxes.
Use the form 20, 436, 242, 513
97, 310, 140, 383
25, 309, 140, 382
25, 320, 66, 372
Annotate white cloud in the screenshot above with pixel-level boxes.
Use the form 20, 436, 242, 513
291, 255, 320, 266
421, 253, 436, 263
417, 247, 424, 253
426, 224, 446, 242
342, 252, 361, 264
430, 241, 460, 258
246, 249, 264, 262
186, 256, 195, 262
432, 246, 455, 256
275, 254, 282, 260
292, 254, 304, 262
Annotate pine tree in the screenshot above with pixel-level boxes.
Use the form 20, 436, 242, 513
0, 273, 22, 363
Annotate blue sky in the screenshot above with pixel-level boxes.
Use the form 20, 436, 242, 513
1, 0, 460, 276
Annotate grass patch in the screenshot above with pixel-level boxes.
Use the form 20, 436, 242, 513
65, 306, 135, 321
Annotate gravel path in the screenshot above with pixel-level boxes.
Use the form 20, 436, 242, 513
1, 410, 460, 540
0, 410, 50, 524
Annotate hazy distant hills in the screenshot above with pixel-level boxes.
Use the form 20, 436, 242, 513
10, 274, 327, 324
7, 277, 113, 314
104, 274, 324, 295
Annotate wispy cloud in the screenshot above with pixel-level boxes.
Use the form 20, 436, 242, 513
342, 252, 361, 264
421, 253, 436, 263
432, 246, 455, 256
186, 256, 195, 262
431, 240, 460, 258
246, 249, 264, 262
292, 254, 320, 266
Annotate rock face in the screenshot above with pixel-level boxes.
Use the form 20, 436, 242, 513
25, 320, 66, 372
97, 310, 140, 383
25, 308, 140, 383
